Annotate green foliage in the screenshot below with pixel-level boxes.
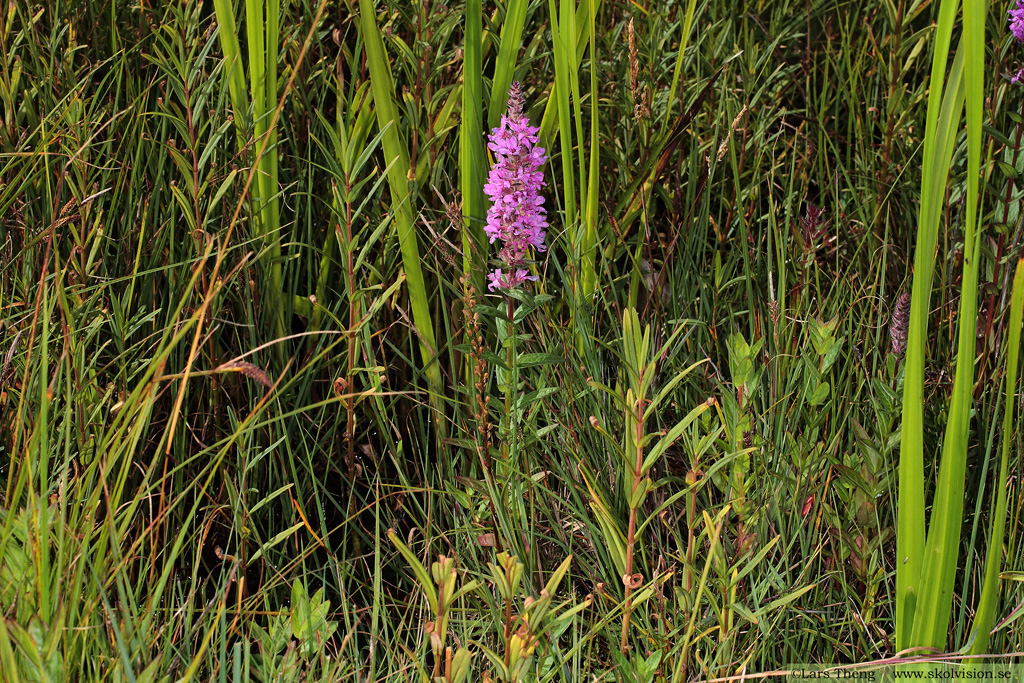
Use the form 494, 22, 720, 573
968, 257, 1024, 657
895, 0, 1000, 657
212, 0, 286, 348
459, 0, 485, 282
289, 579, 338, 658
3, 0, 1024, 680
358, 0, 443, 429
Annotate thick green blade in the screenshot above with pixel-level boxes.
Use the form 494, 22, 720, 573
358, 0, 443, 425
488, 0, 529, 131
460, 0, 485, 281
911, 0, 983, 648
895, 0, 962, 651
969, 257, 1024, 656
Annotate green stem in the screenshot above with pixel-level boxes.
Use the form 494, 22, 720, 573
502, 296, 515, 468
620, 393, 645, 654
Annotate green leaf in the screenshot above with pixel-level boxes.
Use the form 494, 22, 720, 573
388, 529, 439, 613
580, 465, 627, 577
808, 316, 839, 357
478, 643, 509, 681
543, 555, 574, 597
517, 386, 560, 410
807, 381, 830, 407
516, 352, 566, 368
821, 335, 845, 373
763, 583, 816, 613
290, 579, 310, 640
642, 400, 714, 473
644, 359, 708, 420
911, 18, 982, 648
628, 477, 652, 509
451, 649, 475, 683
248, 522, 303, 564
729, 602, 760, 625
548, 0, 577, 228
968, 256, 1024, 656
996, 160, 1018, 179
897, 25, 964, 652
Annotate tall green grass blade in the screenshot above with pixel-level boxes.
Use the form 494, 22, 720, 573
551, 0, 599, 309
538, 0, 599, 147
911, 0, 984, 646
35, 266, 51, 620
548, 0, 576, 226
264, 0, 281, 342
564, 0, 586, 219
969, 257, 1024, 656
895, 0, 962, 647
460, 0, 485, 280
358, 0, 443, 429
213, 0, 285, 350
580, 0, 599, 298
663, 0, 698, 127
488, 0, 528, 130
246, 0, 285, 346
211, 0, 250, 133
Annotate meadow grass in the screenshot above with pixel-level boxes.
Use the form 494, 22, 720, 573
2, 0, 1024, 680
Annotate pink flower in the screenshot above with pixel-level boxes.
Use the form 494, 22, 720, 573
487, 269, 538, 292
1010, 0, 1024, 42
1013, 67, 1024, 84
484, 82, 548, 291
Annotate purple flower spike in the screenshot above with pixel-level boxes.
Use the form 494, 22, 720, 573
1010, 0, 1024, 42
484, 82, 548, 291
1013, 67, 1024, 84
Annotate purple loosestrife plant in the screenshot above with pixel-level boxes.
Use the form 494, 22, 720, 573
1009, 3, 1024, 83
484, 82, 548, 291
1011, 0, 1024, 42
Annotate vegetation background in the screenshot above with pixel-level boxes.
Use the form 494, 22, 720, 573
2, 0, 1024, 680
